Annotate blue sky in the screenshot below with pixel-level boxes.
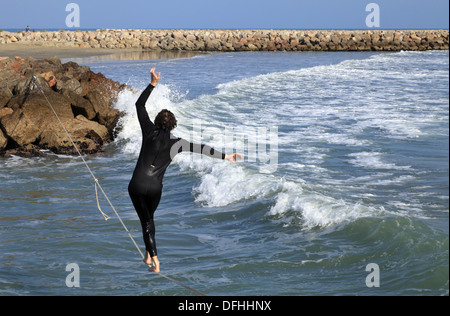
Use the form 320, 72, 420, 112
0, 0, 448, 30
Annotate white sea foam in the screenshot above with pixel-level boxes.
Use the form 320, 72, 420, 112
348, 152, 412, 171
112, 51, 446, 228
268, 181, 380, 228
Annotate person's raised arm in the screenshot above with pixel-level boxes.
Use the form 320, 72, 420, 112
135, 68, 161, 137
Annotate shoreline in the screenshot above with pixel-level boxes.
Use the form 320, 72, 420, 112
0, 43, 209, 60
0, 43, 122, 59
0, 30, 448, 57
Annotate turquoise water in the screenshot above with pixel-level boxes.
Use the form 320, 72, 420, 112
0, 51, 448, 296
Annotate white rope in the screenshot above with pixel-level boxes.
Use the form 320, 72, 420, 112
30, 76, 207, 296
95, 179, 110, 221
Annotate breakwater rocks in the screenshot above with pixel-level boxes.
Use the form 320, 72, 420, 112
1, 29, 448, 52
0, 56, 125, 157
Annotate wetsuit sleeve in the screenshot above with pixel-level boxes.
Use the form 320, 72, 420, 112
135, 83, 156, 137
174, 138, 225, 160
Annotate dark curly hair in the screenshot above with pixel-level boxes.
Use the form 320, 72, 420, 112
154, 109, 177, 131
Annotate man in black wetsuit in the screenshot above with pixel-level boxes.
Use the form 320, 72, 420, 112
129, 68, 241, 273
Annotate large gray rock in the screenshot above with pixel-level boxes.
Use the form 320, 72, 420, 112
56, 77, 83, 95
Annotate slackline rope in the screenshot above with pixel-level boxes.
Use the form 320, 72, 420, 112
30, 76, 207, 297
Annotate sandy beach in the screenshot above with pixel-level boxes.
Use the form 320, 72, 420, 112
0, 43, 206, 60
0, 43, 121, 59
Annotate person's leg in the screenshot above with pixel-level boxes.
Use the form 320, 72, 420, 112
129, 189, 162, 271
144, 188, 162, 272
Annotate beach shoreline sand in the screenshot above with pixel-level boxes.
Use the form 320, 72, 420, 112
0, 43, 121, 59
0, 43, 208, 60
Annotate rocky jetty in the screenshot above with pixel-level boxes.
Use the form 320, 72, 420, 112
0, 29, 448, 51
0, 56, 125, 157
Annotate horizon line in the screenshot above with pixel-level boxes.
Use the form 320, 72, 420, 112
2, 27, 449, 32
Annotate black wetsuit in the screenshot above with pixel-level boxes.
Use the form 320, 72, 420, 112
128, 83, 225, 258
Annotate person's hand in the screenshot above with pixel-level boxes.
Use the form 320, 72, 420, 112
225, 153, 243, 162
150, 68, 161, 86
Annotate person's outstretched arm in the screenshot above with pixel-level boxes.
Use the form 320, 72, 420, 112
174, 138, 242, 162
135, 68, 161, 137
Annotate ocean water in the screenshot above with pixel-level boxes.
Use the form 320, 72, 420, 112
0, 50, 448, 296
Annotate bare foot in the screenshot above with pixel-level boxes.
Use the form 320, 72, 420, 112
149, 256, 160, 273
143, 251, 152, 266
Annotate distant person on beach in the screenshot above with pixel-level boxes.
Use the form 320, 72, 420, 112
128, 68, 242, 273
26, 26, 30, 32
